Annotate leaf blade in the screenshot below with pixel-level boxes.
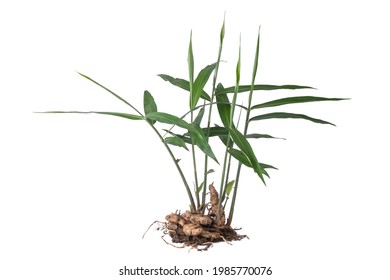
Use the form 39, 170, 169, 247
143, 90, 157, 124
216, 84, 315, 95
246, 133, 285, 140
146, 112, 219, 163
40, 111, 143, 120
229, 127, 266, 184
216, 83, 231, 128
158, 74, 211, 101
250, 112, 335, 126
192, 63, 217, 109
251, 96, 348, 110
164, 136, 189, 151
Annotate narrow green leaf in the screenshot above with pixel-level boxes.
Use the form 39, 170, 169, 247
246, 133, 285, 140
184, 126, 228, 138
77, 72, 141, 114
164, 136, 189, 151
260, 163, 278, 170
191, 123, 219, 164
228, 149, 271, 178
163, 129, 191, 144
143, 90, 157, 124
216, 84, 315, 95
146, 112, 191, 129
147, 112, 218, 163
188, 31, 195, 109
220, 14, 225, 43
216, 83, 231, 127
197, 169, 215, 194
197, 182, 204, 194
228, 148, 252, 168
252, 26, 260, 84
194, 107, 205, 126
192, 63, 217, 109
250, 112, 335, 126
235, 35, 241, 85
40, 111, 143, 120
251, 96, 348, 110
225, 180, 235, 197
229, 127, 266, 184
157, 74, 211, 101
214, 124, 233, 148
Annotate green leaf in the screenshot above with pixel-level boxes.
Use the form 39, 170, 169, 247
146, 112, 191, 129
216, 83, 231, 127
250, 112, 335, 126
251, 96, 348, 110
216, 84, 315, 95
40, 111, 143, 120
197, 182, 204, 194
184, 126, 228, 138
164, 136, 189, 151
191, 63, 217, 109
143, 90, 157, 124
228, 148, 252, 168
194, 107, 205, 126
197, 169, 215, 194
163, 129, 192, 144
214, 124, 233, 148
228, 148, 271, 178
252, 27, 260, 83
246, 133, 285, 140
188, 31, 195, 109
157, 74, 211, 101
77, 72, 141, 113
191, 123, 219, 164
146, 112, 219, 163
229, 127, 266, 184
225, 180, 235, 197
260, 163, 278, 170
220, 14, 225, 43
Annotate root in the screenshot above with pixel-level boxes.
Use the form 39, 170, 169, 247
209, 184, 226, 226
151, 184, 247, 251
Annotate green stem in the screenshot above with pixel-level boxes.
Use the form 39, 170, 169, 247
75, 72, 197, 210
201, 17, 225, 213
190, 111, 200, 210
228, 27, 261, 226
148, 121, 196, 211
218, 34, 241, 221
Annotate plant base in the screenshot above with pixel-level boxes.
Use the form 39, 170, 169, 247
158, 184, 247, 251
163, 211, 246, 251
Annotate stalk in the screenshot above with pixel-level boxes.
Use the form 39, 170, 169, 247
227, 27, 261, 225
201, 16, 225, 212
187, 31, 200, 210
148, 121, 197, 211
75, 73, 197, 211
218, 33, 241, 220
190, 111, 200, 209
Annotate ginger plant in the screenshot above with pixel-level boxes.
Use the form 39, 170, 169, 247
40, 18, 347, 249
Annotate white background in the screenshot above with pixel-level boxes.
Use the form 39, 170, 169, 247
1, 0, 389, 279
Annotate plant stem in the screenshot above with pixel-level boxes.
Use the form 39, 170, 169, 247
201, 16, 225, 213
190, 111, 200, 210
228, 27, 261, 226
75, 72, 197, 210
217, 34, 241, 221
148, 121, 197, 211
